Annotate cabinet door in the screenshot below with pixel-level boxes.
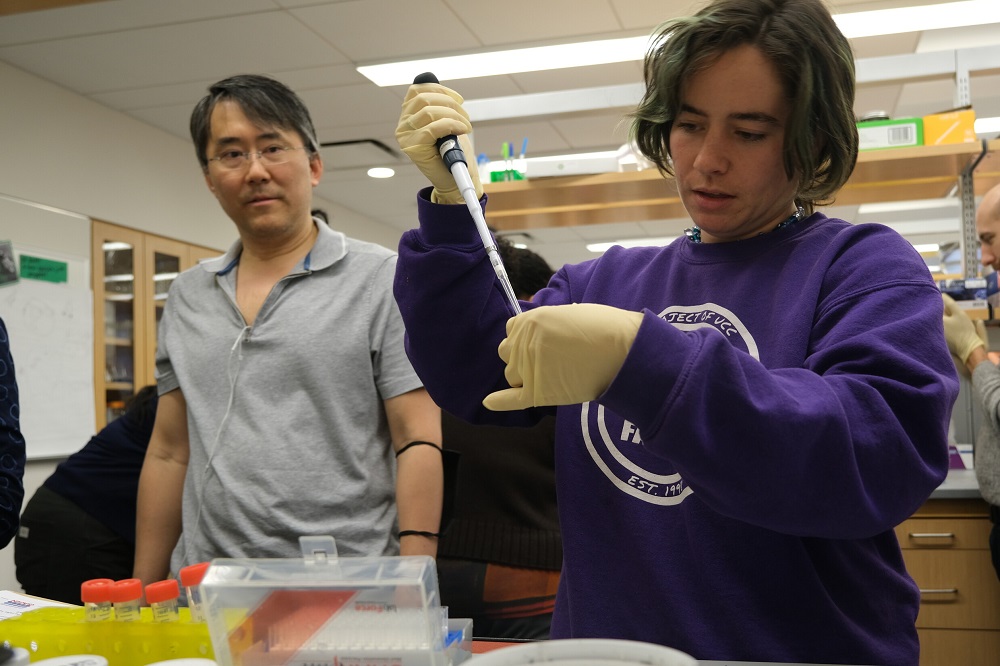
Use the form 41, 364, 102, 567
142, 235, 189, 389
92, 220, 146, 428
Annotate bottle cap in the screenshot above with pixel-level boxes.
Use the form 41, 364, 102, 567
179, 561, 211, 587
110, 578, 143, 603
145, 579, 180, 604
80, 579, 113, 603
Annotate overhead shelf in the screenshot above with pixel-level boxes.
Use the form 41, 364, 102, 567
483, 139, 1000, 231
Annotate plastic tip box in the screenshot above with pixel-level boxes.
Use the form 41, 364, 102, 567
200, 536, 471, 666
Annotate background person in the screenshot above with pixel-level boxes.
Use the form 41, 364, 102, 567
391, 0, 956, 663
133, 74, 442, 587
941, 181, 1000, 581
0, 316, 25, 550
15, 386, 156, 603
437, 239, 560, 640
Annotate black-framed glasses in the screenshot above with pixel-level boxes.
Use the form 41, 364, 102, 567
208, 145, 306, 170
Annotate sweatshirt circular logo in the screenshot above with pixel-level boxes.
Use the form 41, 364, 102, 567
581, 302, 758, 505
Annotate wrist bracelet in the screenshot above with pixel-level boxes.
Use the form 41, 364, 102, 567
399, 530, 440, 539
395, 440, 442, 457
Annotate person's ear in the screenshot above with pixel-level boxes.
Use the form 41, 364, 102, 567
310, 153, 324, 186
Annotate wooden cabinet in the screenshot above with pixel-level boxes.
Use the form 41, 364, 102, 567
91, 220, 220, 428
895, 498, 1000, 666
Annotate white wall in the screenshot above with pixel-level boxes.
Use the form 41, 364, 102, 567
0, 61, 406, 593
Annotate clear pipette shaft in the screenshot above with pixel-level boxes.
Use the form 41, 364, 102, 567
446, 152, 522, 315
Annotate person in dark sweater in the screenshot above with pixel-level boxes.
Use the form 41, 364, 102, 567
15, 385, 157, 603
437, 240, 560, 640
0, 317, 26, 550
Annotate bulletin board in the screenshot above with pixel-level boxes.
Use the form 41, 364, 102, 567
0, 195, 96, 459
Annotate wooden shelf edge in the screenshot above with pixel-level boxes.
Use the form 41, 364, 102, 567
483, 140, 1000, 230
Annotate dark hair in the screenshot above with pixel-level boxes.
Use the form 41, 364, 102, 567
496, 237, 555, 299
311, 208, 330, 224
124, 385, 158, 426
630, 0, 858, 213
190, 74, 320, 170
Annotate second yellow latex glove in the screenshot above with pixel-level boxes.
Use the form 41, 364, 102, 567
942, 293, 988, 376
396, 82, 483, 205
483, 304, 644, 411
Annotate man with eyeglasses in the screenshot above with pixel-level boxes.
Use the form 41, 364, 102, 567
133, 75, 443, 587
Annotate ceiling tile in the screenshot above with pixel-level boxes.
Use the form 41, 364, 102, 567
298, 82, 403, 130
292, 0, 480, 62
125, 102, 197, 141
511, 62, 643, 95
89, 79, 222, 111
267, 64, 372, 91
917, 21, 1000, 52
551, 111, 631, 150
0, 0, 277, 46
446, 0, 623, 45
850, 32, 919, 59
609, 0, 702, 30
0, 12, 346, 94
470, 121, 571, 162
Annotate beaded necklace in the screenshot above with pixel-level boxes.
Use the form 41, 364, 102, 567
684, 206, 806, 244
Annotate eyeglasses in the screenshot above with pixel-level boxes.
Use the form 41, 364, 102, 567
208, 145, 307, 170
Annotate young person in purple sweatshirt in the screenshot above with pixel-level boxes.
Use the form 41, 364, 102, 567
392, 0, 957, 663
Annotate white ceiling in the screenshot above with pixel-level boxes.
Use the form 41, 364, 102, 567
1, 0, 999, 267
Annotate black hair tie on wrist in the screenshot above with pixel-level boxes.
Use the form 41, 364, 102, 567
398, 530, 440, 539
395, 440, 442, 457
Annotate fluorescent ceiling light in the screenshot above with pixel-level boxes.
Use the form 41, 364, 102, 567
587, 237, 677, 253
858, 197, 959, 215
359, 36, 649, 87
835, 1, 1000, 39
358, 2, 999, 86
977, 116, 1000, 135
367, 167, 395, 179
912, 243, 941, 253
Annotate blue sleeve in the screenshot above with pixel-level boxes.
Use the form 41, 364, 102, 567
0, 318, 26, 548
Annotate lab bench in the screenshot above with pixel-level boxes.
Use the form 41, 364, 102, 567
898, 469, 1000, 665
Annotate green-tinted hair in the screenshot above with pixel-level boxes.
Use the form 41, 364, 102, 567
630, 0, 858, 213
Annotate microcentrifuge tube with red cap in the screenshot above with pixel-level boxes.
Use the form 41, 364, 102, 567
145, 579, 180, 623
111, 578, 143, 621
80, 578, 114, 621
178, 562, 210, 622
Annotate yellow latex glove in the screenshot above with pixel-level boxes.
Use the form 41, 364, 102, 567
396, 82, 483, 205
483, 304, 644, 411
942, 293, 988, 376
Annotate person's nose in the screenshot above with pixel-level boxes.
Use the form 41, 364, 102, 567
243, 152, 271, 182
692, 131, 729, 175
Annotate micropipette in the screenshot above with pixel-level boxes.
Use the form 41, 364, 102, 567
412, 72, 522, 315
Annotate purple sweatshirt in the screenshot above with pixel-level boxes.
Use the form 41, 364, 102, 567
394, 189, 957, 665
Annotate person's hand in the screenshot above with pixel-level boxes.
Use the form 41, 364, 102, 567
396, 82, 483, 205
942, 293, 988, 376
483, 304, 644, 411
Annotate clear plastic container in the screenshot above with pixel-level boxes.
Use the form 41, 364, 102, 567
80, 579, 114, 622
178, 562, 210, 623
110, 578, 142, 622
145, 579, 180, 623
200, 536, 471, 666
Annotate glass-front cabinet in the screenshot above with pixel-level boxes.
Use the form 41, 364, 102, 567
92, 220, 220, 428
